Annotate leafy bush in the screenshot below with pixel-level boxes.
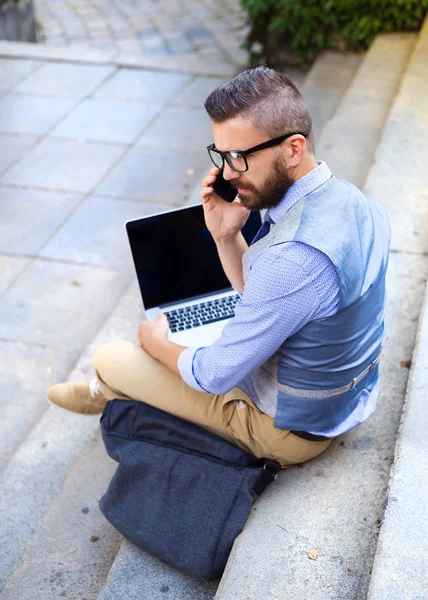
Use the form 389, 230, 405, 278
241, 0, 428, 64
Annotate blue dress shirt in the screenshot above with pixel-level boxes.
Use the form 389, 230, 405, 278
177, 162, 378, 436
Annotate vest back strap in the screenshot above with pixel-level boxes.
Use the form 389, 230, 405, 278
278, 355, 380, 399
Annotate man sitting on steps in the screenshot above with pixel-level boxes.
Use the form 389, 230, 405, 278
47, 66, 390, 468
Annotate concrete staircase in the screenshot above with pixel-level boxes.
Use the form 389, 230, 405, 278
1, 24, 427, 600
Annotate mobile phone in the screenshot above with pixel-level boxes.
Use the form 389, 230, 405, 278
210, 169, 237, 203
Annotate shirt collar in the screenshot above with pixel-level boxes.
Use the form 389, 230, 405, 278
268, 161, 332, 223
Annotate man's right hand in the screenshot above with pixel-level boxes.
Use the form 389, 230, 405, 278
200, 167, 250, 243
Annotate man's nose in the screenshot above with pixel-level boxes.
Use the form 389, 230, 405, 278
223, 161, 240, 181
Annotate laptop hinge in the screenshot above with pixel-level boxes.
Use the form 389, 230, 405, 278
159, 287, 235, 310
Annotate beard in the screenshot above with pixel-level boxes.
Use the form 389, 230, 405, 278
229, 155, 295, 211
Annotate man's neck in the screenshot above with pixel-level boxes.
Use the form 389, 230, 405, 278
292, 154, 319, 182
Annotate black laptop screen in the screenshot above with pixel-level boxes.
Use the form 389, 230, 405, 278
126, 205, 262, 310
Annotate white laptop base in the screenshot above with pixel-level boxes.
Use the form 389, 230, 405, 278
145, 289, 238, 347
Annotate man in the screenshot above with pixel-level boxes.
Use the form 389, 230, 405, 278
47, 67, 390, 468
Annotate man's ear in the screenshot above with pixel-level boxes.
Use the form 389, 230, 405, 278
287, 135, 307, 168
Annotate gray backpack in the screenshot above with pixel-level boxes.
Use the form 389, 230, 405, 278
99, 399, 280, 580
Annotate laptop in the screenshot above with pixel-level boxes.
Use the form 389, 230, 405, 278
126, 204, 262, 346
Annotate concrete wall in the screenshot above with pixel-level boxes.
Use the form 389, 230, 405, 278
0, 0, 36, 43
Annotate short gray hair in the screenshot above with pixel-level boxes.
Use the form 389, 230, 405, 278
204, 66, 314, 153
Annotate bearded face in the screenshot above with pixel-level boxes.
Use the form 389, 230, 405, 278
229, 152, 295, 211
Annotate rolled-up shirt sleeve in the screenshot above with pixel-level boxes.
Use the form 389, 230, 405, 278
177, 242, 339, 395
177, 346, 207, 392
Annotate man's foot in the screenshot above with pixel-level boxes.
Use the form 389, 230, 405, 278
46, 379, 107, 414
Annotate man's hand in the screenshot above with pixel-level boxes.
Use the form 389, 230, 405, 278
138, 314, 169, 360
201, 167, 250, 242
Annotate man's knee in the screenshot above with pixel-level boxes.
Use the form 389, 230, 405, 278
92, 340, 139, 378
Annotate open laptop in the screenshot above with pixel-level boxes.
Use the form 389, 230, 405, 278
126, 204, 262, 347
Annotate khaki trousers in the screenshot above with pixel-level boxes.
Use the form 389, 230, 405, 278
93, 341, 334, 468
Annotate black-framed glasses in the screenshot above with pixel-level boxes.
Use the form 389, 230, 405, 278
207, 132, 308, 173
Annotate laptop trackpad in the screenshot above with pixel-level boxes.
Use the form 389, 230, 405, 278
168, 319, 230, 347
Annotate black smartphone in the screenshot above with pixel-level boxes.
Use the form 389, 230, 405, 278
210, 169, 237, 203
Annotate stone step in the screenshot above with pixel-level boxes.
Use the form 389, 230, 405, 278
367, 283, 428, 600
95, 54, 362, 599
318, 32, 416, 189
366, 17, 428, 600
0, 282, 141, 594
95, 287, 219, 600
215, 253, 427, 600
214, 24, 428, 600
1, 429, 122, 600
0, 278, 218, 600
96, 41, 401, 599
302, 50, 362, 145
363, 18, 428, 255
98, 541, 218, 600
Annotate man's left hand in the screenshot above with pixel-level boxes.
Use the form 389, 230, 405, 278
138, 314, 169, 359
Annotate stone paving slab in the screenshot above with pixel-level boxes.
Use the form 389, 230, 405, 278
0, 255, 30, 295
0, 58, 42, 91
172, 75, 228, 107
96, 146, 208, 205
0, 94, 78, 135
136, 106, 213, 152
1, 138, 125, 193
0, 134, 38, 176
0, 259, 128, 350
50, 98, 161, 144
14, 62, 115, 98
0, 186, 80, 255
2, 430, 123, 600
40, 196, 173, 268
0, 340, 79, 472
93, 68, 191, 103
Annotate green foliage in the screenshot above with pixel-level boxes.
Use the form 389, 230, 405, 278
241, 0, 428, 64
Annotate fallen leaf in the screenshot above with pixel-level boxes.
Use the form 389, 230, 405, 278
308, 548, 318, 560
346, 564, 352, 571
90, 536, 99, 543
186, 168, 195, 176
400, 360, 411, 369
71, 280, 81, 286
326, 583, 334, 588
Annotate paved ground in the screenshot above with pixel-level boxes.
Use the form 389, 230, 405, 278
0, 54, 231, 469
34, 0, 249, 71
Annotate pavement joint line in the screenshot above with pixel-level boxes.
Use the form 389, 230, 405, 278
0, 336, 77, 352
0, 250, 125, 272
48, 134, 130, 148
0, 182, 85, 195
0, 135, 46, 179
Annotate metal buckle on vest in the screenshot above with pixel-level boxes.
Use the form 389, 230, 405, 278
369, 357, 380, 371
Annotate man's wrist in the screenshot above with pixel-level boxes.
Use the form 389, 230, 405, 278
214, 232, 242, 245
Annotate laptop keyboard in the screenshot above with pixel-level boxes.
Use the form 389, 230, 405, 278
164, 294, 240, 333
